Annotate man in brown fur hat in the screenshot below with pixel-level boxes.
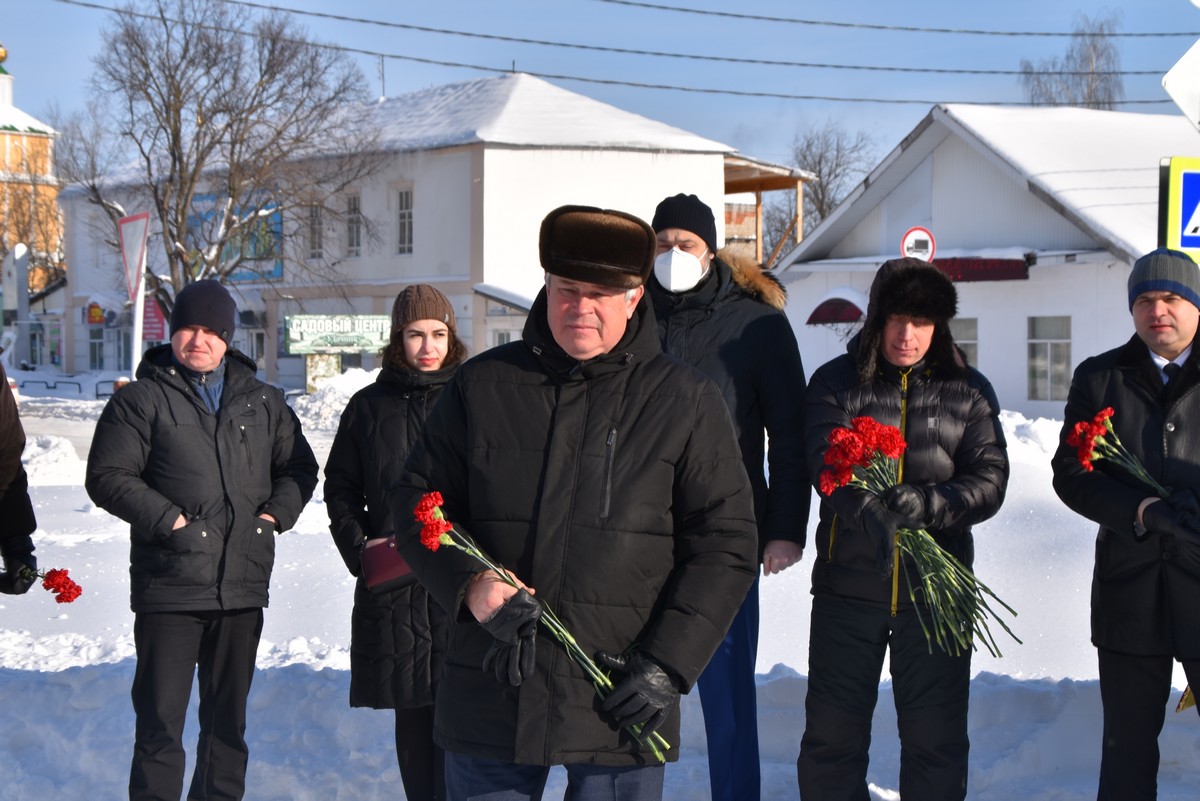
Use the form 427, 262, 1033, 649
394, 205, 758, 800
649, 193, 809, 801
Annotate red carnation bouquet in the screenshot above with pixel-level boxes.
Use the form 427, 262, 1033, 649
819, 416, 1019, 658
414, 491, 671, 762
19, 566, 83, 604
1065, 406, 1168, 495
1066, 407, 1196, 712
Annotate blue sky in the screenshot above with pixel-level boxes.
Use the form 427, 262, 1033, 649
5, 0, 1200, 166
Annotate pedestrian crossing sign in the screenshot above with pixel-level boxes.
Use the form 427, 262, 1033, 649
1161, 156, 1200, 261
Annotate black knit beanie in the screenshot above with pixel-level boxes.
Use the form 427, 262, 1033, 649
170, 280, 236, 343
651, 193, 718, 254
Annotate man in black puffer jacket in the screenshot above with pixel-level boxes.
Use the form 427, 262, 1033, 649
86, 280, 318, 801
648, 193, 808, 801
798, 258, 1008, 801
1052, 248, 1200, 800
393, 205, 758, 800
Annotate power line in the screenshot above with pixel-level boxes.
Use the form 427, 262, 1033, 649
48, 0, 1177, 107
215, 0, 1163, 77
596, 0, 1200, 38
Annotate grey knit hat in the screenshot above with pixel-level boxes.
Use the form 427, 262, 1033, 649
651, 193, 718, 254
170, 280, 236, 343
1128, 248, 1200, 311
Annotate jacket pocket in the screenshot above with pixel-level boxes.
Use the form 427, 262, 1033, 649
600, 427, 617, 519
241, 517, 277, 586
232, 404, 272, 498
138, 518, 221, 587
235, 405, 266, 473
1095, 528, 1159, 583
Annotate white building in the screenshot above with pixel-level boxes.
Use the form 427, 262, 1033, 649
60, 72, 807, 387
776, 103, 1200, 419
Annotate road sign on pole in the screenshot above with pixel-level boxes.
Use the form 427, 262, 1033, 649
1159, 156, 1200, 264
119, 212, 151, 378
900, 226, 936, 262
1163, 37, 1200, 132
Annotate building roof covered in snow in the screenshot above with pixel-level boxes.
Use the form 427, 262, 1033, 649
0, 62, 54, 136
778, 103, 1200, 272
370, 72, 733, 154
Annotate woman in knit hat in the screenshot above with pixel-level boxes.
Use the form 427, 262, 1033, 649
324, 284, 466, 801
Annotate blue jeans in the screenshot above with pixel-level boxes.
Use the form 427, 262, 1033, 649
697, 575, 761, 801
443, 752, 665, 801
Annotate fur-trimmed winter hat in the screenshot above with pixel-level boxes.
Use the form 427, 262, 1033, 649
651, 193, 718, 254
170, 279, 236, 343
1127, 247, 1200, 311
391, 284, 456, 335
866, 257, 958, 324
856, 258, 962, 381
539, 205, 656, 290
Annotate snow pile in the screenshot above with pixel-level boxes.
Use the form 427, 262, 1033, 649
3, 397, 1199, 798
22, 435, 86, 484
290, 368, 376, 432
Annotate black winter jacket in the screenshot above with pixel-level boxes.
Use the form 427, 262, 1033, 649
1052, 334, 1200, 658
86, 345, 318, 613
805, 334, 1009, 608
648, 251, 809, 555
324, 364, 452, 709
393, 290, 758, 766
0, 363, 35, 544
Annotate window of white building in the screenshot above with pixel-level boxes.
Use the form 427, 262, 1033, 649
397, 189, 413, 255
89, 327, 105, 371
1028, 316, 1071, 401
308, 204, 323, 260
950, 317, 978, 366
346, 194, 362, 258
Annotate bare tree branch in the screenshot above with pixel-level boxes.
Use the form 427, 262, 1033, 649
55, 0, 387, 315
762, 118, 876, 260
1019, 12, 1125, 110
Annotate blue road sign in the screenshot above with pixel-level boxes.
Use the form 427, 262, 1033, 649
1181, 171, 1200, 250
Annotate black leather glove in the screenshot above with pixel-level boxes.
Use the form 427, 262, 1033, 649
595, 651, 680, 739
1164, 488, 1200, 520
861, 501, 901, 579
479, 589, 541, 686
0, 535, 36, 596
1142, 500, 1200, 540
882, 484, 929, 530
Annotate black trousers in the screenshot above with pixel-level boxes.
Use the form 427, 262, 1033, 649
1096, 647, 1200, 801
395, 704, 445, 801
129, 608, 263, 801
797, 594, 971, 801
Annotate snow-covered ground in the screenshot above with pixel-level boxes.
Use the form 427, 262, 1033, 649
3, 365, 1199, 800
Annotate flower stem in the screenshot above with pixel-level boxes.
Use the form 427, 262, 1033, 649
442, 527, 669, 762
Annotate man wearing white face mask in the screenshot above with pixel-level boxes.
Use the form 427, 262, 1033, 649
649, 193, 810, 801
